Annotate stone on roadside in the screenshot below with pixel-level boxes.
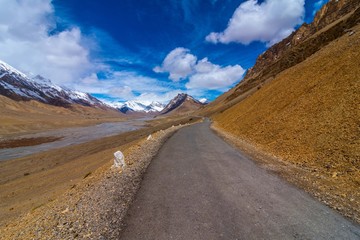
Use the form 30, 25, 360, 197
113, 151, 126, 168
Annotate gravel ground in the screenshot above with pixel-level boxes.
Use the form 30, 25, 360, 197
0, 124, 187, 239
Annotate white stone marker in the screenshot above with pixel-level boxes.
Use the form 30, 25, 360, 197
147, 134, 152, 141
114, 151, 125, 168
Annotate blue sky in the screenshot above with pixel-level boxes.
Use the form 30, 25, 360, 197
0, 0, 328, 103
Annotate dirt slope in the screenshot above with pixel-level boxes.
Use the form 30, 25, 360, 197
212, 23, 360, 222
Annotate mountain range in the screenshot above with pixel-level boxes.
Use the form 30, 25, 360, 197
0, 60, 205, 116
0, 60, 107, 109
108, 93, 206, 115
109, 101, 166, 114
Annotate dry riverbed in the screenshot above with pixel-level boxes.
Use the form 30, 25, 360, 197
0, 123, 189, 239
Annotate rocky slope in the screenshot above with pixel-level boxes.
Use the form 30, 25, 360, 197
223, 0, 360, 103
245, 0, 360, 81
0, 60, 108, 109
160, 93, 205, 115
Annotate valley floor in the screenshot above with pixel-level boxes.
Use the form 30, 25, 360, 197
0, 122, 189, 239
0, 115, 198, 231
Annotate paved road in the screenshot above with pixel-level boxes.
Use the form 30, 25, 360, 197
121, 122, 360, 240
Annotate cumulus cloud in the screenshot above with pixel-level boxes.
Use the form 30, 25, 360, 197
134, 90, 184, 104
186, 58, 245, 90
153, 47, 197, 81
154, 48, 245, 91
108, 86, 135, 100
0, 0, 92, 85
206, 0, 305, 46
76, 71, 174, 102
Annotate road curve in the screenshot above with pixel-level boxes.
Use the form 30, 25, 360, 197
121, 122, 360, 240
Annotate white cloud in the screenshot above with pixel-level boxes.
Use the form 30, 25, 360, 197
154, 48, 245, 91
0, 0, 92, 85
76, 71, 175, 102
108, 86, 135, 100
186, 58, 245, 90
134, 90, 184, 104
206, 0, 305, 46
153, 47, 197, 81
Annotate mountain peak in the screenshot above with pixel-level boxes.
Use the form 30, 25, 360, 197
0, 60, 27, 79
160, 93, 204, 115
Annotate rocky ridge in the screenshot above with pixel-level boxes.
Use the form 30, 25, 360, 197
114, 101, 165, 114
0, 60, 108, 109
244, 0, 360, 81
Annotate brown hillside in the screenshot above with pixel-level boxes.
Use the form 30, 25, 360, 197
245, 0, 360, 81
226, 3, 360, 103
213, 22, 360, 222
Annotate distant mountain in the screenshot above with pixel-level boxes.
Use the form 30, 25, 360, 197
0, 60, 107, 108
199, 98, 209, 104
145, 101, 166, 112
108, 100, 166, 114
160, 93, 205, 115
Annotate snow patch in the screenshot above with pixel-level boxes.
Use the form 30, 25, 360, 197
0, 60, 28, 79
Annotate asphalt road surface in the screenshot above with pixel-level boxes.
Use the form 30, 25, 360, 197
121, 122, 360, 240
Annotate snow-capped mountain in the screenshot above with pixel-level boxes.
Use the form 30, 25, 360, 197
145, 101, 165, 112
199, 98, 208, 104
160, 93, 205, 115
108, 100, 166, 114
0, 60, 107, 108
